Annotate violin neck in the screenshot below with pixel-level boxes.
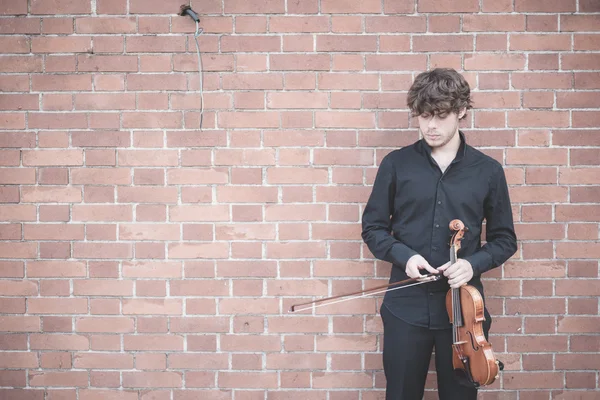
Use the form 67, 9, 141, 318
450, 246, 464, 330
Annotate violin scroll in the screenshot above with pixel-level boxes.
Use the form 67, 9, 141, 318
449, 219, 468, 253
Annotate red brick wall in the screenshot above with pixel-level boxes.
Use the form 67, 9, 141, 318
0, 0, 599, 398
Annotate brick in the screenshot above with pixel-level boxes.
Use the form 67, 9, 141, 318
523, 92, 553, 108
0, 36, 29, 53
31, 0, 90, 13
32, 36, 92, 53
97, 0, 127, 14
581, 0, 600, 11
556, 205, 600, 222
317, 35, 377, 52
562, 54, 600, 71
526, 15, 558, 32
516, 0, 575, 12
330, 16, 361, 33
0, 75, 29, 91
507, 148, 567, 165
365, 16, 426, 32
313, 372, 373, 388
561, 15, 600, 32
475, 34, 507, 51
575, 34, 600, 51
29, 371, 88, 387
319, 73, 379, 90
573, 111, 600, 128
224, 0, 283, 13
465, 54, 525, 70
131, 0, 221, 13
0, 56, 43, 72
267, 92, 328, 109
75, 93, 136, 110
174, 54, 234, 73
76, 17, 135, 34
463, 15, 525, 32
426, 16, 459, 33
123, 372, 182, 388
270, 54, 330, 71
510, 34, 571, 51
127, 74, 186, 91
73, 242, 132, 259
413, 35, 473, 52
24, 224, 84, 240
33, 74, 92, 91
122, 112, 182, 129
515, 223, 565, 240
0, 17, 39, 33
322, 0, 382, 12
41, 17, 73, 34
23, 150, 83, 166
218, 112, 279, 128
221, 36, 280, 52
380, 0, 415, 13
316, 112, 375, 128
78, 55, 137, 72
508, 111, 569, 128
126, 37, 185, 53
269, 16, 328, 32
570, 150, 600, 166
283, 35, 313, 52
223, 73, 283, 90
553, 129, 600, 146
235, 16, 267, 33
508, 336, 568, 352
0, 0, 27, 14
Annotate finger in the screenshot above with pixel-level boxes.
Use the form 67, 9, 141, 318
421, 262, 439, 274
449, 273, 469, 288
442, 263, 460, 277
405, 265, 419, 279
447, 267, 467, 280
436, 261, 451, 272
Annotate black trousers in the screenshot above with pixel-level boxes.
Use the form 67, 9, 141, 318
381, 304, 489, 400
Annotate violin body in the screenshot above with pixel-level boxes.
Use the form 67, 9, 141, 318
445, 284, 499, 387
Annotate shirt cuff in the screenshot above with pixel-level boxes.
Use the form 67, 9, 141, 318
389, 243, 419, 268
464, 251, 493, 276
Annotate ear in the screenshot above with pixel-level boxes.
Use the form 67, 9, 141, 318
458, 107, 467, 119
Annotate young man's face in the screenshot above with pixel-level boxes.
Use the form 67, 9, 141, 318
417, 108, 466, 149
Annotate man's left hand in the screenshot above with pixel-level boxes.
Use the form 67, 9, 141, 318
437, 259, 473, 288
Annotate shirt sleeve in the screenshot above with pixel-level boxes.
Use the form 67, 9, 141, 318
361, 154, 419, 267
465, 163, 518, 276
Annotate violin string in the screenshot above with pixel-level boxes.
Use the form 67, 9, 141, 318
289, 279, 433, 313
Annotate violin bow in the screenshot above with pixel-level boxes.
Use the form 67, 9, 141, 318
289, 273, 442, 313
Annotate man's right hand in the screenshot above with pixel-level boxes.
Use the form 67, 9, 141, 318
405, 254, 440, 278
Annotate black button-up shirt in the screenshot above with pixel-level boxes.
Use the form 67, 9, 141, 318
361, 132, 517, 329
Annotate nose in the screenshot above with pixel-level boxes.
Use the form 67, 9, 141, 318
427, 116, 437, 129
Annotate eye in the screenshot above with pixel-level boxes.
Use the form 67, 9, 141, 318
421, 113, 431, 119
437, 113, 448, 119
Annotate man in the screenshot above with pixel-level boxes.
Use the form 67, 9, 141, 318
361, 68, 517, 400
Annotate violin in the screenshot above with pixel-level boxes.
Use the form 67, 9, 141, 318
446, 219, 502, 387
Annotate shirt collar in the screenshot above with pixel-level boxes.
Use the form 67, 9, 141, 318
417, 130, 467, 164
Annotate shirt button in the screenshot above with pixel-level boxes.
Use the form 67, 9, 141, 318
437, 201, 442, 205
432, 246, 438, 251
435, 224, 440, 228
